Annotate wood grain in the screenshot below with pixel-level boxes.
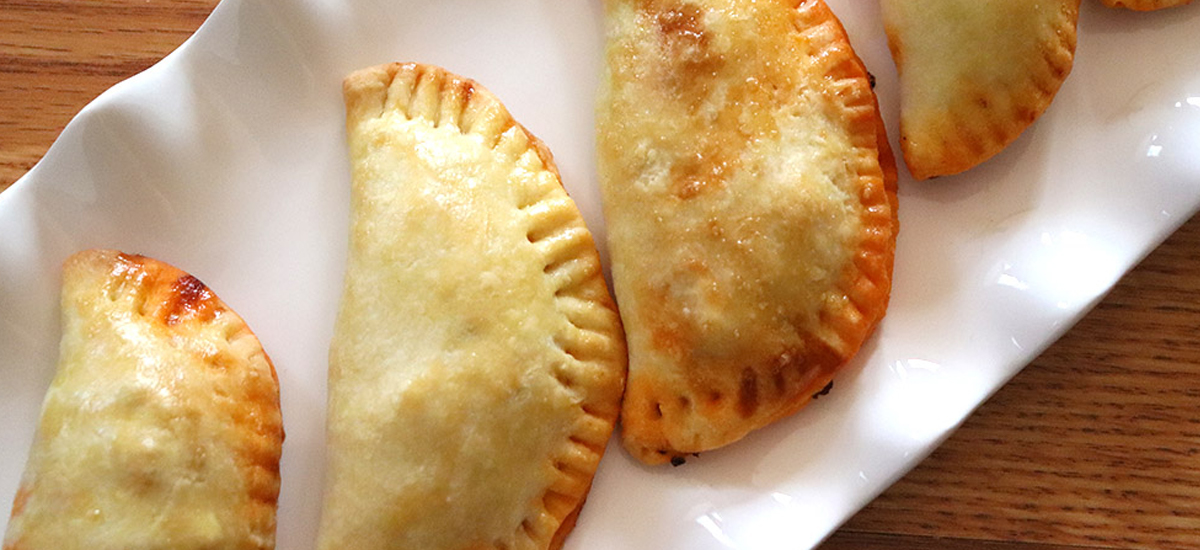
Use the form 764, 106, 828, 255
3, 2, 1199, 550
827, 220, 1200, 550
0, 0, 216, 189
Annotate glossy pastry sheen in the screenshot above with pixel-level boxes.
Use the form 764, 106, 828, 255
881, 0, 1080, 179
597, 0, 898, 464
317, 63, 626, 550
3, 250, 283, 550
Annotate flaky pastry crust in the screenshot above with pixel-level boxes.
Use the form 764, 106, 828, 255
882, 0, 1081, 179
597, 0, 898, 464
318, 63, 626, 550
3, 250, 283, 550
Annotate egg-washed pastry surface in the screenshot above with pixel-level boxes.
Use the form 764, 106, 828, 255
1101, 0, 1192, 10
881, 0, 1080, 180
597, 0, 898, 465
318, 63, 626, 550
3, 250, 283, 550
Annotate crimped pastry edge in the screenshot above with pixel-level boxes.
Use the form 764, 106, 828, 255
341, 63, 627, 549
4, 249, 283, 550
606, 0, 898, 465
885, 0, 1081, 180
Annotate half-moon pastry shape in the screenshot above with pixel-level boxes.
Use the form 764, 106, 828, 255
317, 63, 626, 550
597, 0, 898, 465
881, 0, 1081, 179
3, 250, 283, 550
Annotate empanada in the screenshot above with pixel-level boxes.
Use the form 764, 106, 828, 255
317, 63, 626, 550
3, 250, 283, 550
1100, 0, 1192, 10
881, 0, 1081, 179
597, 0, 898, 465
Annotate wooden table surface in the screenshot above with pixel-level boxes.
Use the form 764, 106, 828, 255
3, 1, 1198, 549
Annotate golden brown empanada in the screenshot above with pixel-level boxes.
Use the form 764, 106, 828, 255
597, 0, 898, 465
317, 63, 626, 550
1100, 0, 1192, 10
3, 250, 283, 550
881, 0, 1080, 179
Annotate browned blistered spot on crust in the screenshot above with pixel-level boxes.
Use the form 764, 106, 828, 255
643, 1, 737, 201
737, 368, 758, 417
458, 79, 475, 104
670, 146, 733, 199
101, 254, 221, 326
161, 275, 217, 325
655, 2, 703, 39
772, 370, 787, 395
652, 1, 722, 94
649, 313, 688, 361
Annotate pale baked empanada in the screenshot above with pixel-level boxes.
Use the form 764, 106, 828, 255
317, 63, 626, 550
597, 0, 898, 465
1101, 0, 1192, 10
881, 0, 1080, 179
3, 250, 283, 550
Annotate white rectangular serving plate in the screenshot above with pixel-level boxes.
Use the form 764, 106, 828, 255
2, 1, 1198, 548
